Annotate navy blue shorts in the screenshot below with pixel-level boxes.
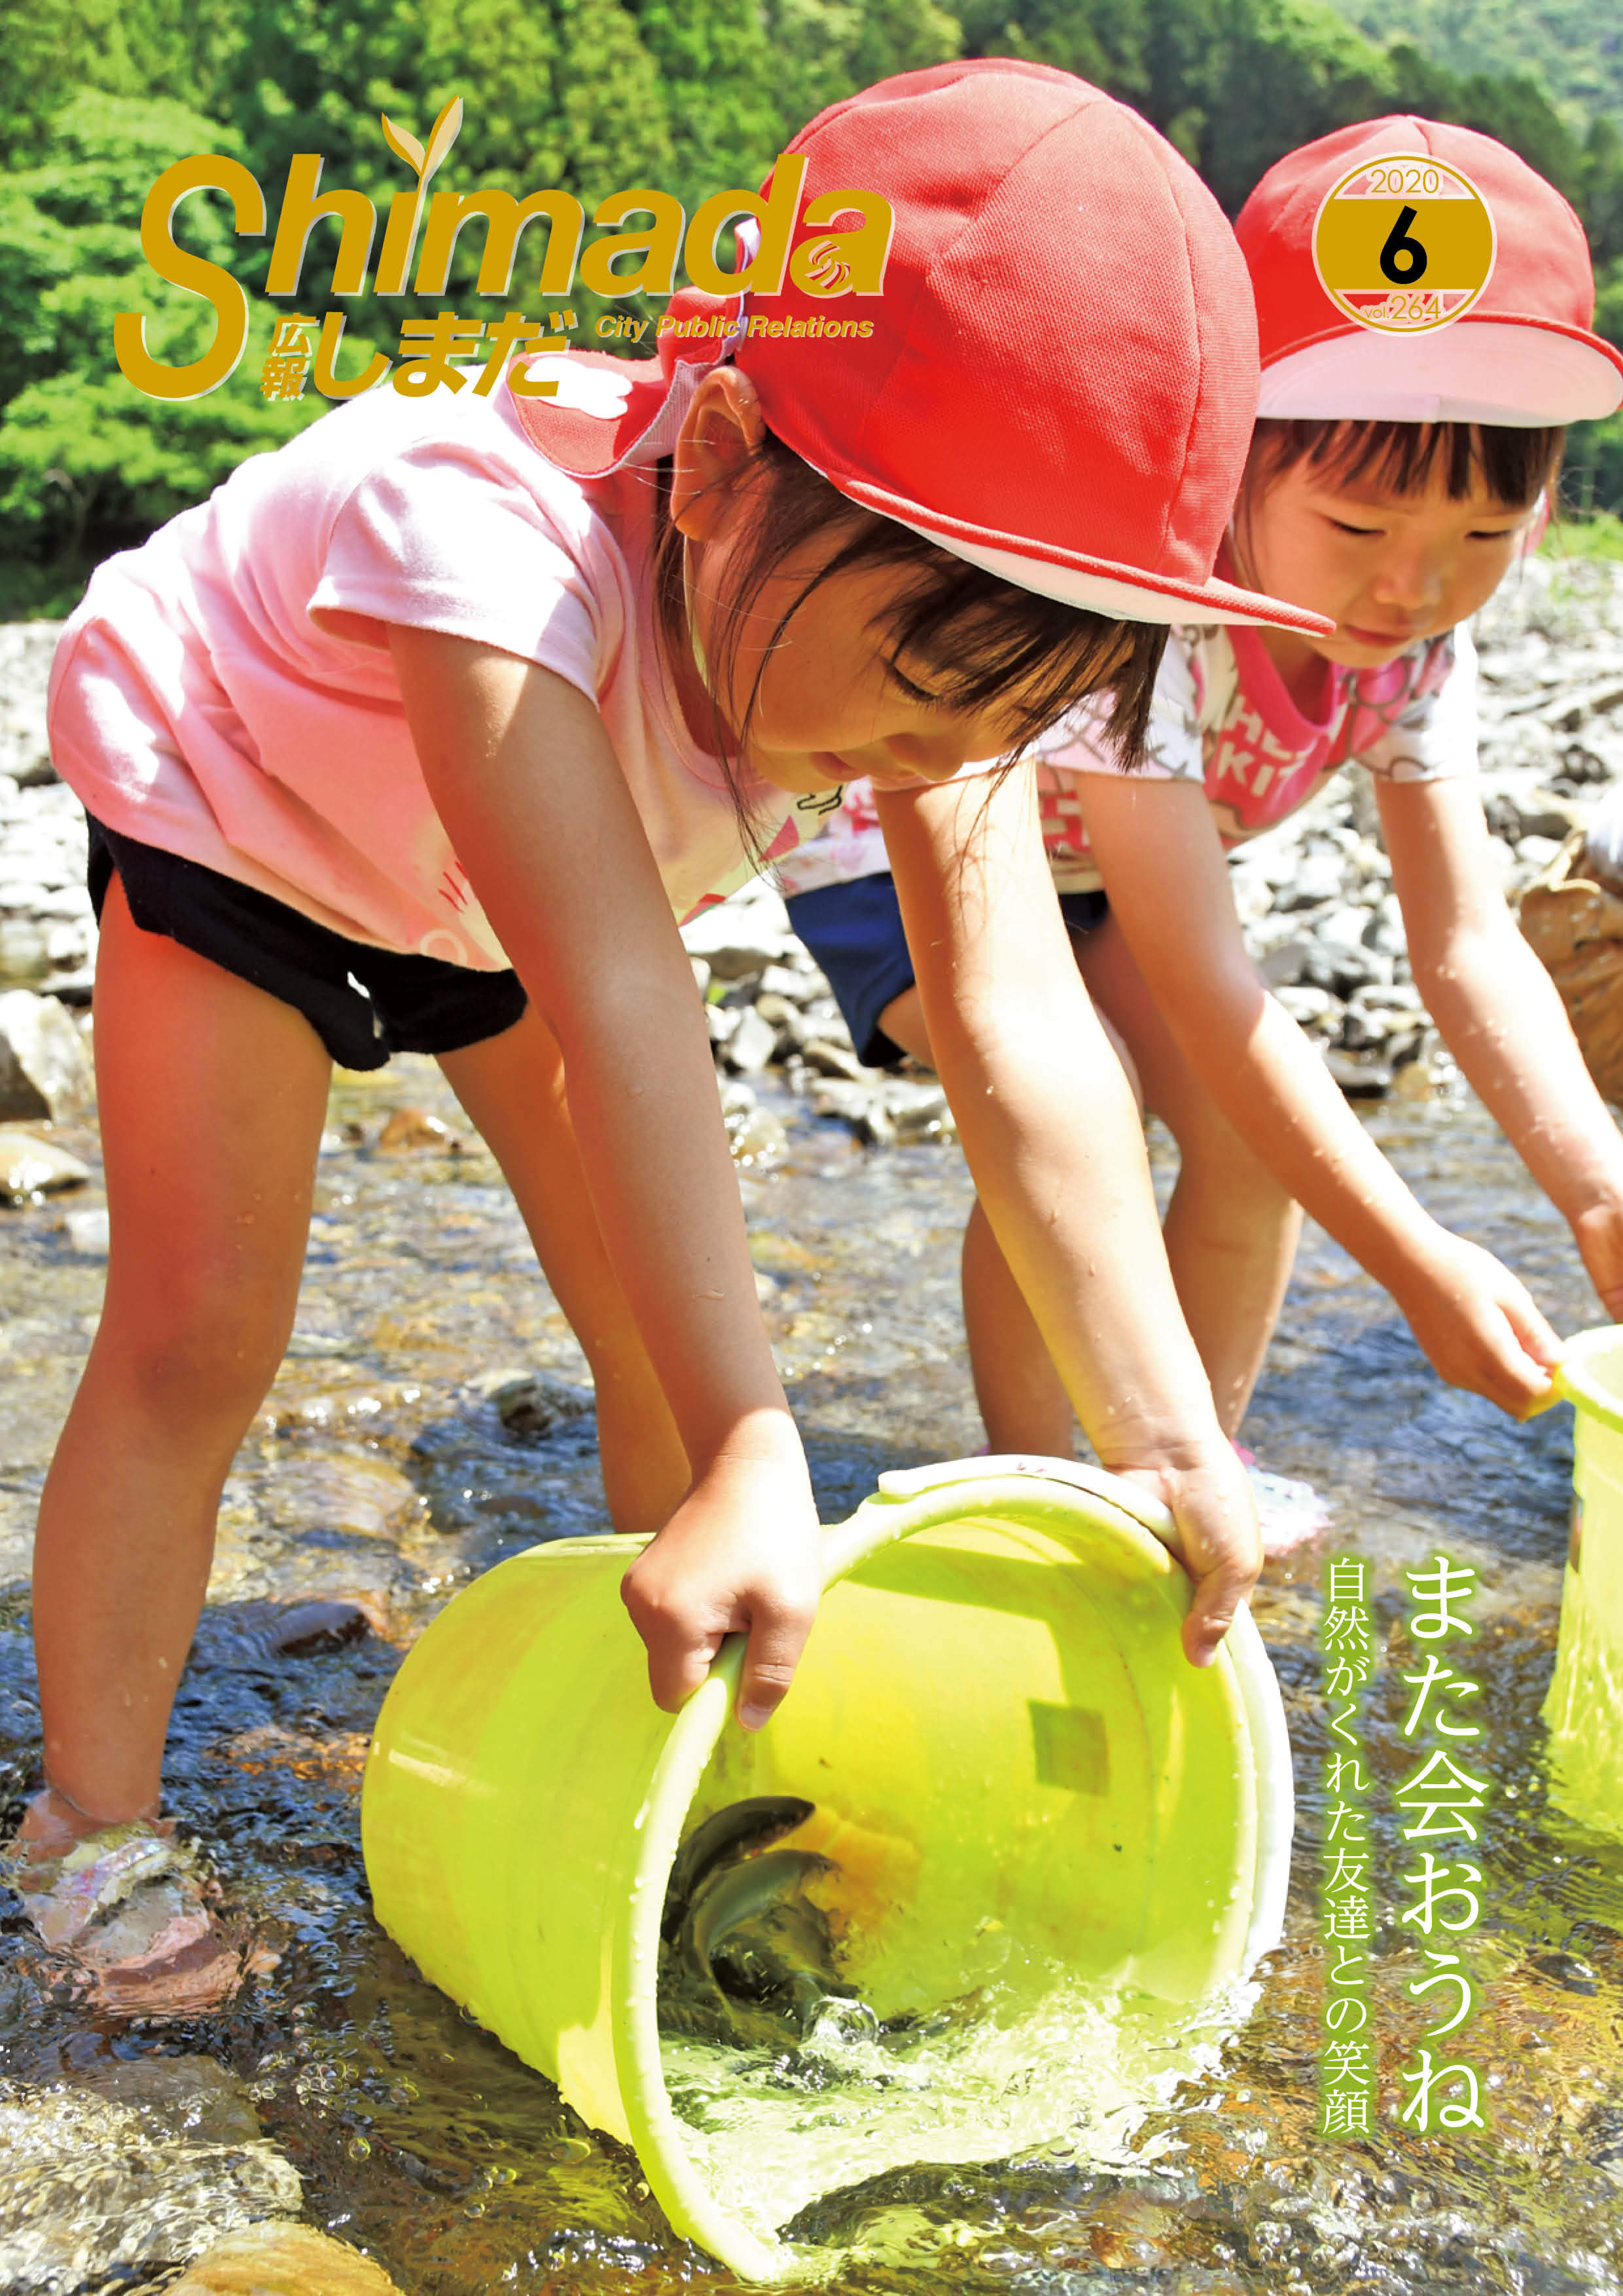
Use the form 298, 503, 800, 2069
87, 815, 529, 1071
785, 872, 1109, 1070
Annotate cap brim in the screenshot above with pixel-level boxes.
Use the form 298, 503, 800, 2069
1260, 316, 1623, 425
859, 492, 1335, 632
512, 352, 1334, 634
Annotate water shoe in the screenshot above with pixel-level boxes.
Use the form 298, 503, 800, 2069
3, 1812, 272, 2018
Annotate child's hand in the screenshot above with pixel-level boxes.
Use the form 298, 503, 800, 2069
1111, 1445, 1260, 1670
1570, 1199, 1623, 1323
1392, 1230, 1560, 1415
620, 1450, 824, 1730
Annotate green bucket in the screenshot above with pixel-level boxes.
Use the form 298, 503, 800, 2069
1544, 1329, 1623, 1839
362, 1457, 1293, 2280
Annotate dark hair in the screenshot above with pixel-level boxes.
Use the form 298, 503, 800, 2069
1243, 416, 1564, 511
649, 430, 1168, 859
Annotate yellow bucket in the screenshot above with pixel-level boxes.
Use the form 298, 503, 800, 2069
1544, 1329, 1623, 1837
362, 1458, 1293, 2281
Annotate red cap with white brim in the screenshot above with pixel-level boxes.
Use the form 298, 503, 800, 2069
511, 60, 1333, 634
1238, 116, 1623, 426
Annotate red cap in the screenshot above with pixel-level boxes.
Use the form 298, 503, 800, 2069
512, 61, 1331, 633
1238, 117, 1623, 425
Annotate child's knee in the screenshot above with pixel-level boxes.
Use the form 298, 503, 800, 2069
99, 1262, 290, 1424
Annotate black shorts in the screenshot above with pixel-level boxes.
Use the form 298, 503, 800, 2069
785, 872, 1110, 1069
86, 816, 528, 1071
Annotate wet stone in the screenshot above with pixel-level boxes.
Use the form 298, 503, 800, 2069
257, 1454, 429, 1544
0, 992, 93, 1124
1086, 2192, 1178, 2268
65, 2054, 264, 2146
724, 1003, 777, 1075
729, 1103, 790, 1167
480, 1370, 593, 1439
1323, 1049, 1395, 1098
168, 2220, 406, 2294
60, 1204, 107, 1255
376, 1105, 465, 1153
0, 2078, 301, 2295
269, 1596, 374, 1655
0, 1130, 88, 1200
803, 1037, 870, 1083
190, 1596, 378, 1668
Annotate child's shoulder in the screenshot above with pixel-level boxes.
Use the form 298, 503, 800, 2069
245, 377, 609, 538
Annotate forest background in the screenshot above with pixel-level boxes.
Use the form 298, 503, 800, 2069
1, 0, 1621, 613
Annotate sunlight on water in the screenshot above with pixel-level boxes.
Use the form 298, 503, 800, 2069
659, 1963, 1260, 2249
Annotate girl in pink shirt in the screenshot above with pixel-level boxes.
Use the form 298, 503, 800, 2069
10, 62, 1359, 2010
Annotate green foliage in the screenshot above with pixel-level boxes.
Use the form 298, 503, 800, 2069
1192, 0, 1397, 214
1330, 0, 1623, 136
0, 88, 320, 576
3, 0, 1622, 586
1543, 505, 1623, 563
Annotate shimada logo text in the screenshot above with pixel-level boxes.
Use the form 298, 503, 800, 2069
115, 98, 896, 402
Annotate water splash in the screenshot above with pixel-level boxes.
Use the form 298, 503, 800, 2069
660, 1960, 1261, 2250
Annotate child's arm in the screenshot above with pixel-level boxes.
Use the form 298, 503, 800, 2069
1380, 772, 1623, 1318
878, 766, 1259, 1668
1073, 770, 1561, 1410
390, 628, 822, 1727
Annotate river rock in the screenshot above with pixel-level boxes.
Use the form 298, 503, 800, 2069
376, 1105, 463, 1153
0, 1128, 90, 1200
885, 1078, 954, 1141
168, 2222, 405, 2295
0, 990, 94, 1121
802, 1037, 869, 1083
0, 918, 49, 982
5, 560, 1623, 1132
482, 1369, 593, 1438
62, 1204, 109, 1253
681, 880, 793, 977
809, 1076, 895, 1145
723, 1004, 776, 1075
0, 2077, 300, 2296
727, 1100, 789, 1166
66, 2056, 265, 2146
0, 624, 62, 787
259, 1453, 429, 1543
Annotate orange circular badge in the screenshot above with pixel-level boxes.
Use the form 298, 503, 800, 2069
1311, 152, 1496, 334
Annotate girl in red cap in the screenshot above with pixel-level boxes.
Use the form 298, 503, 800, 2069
786, 117, 1611, 1534
9, 61, 1332, 2007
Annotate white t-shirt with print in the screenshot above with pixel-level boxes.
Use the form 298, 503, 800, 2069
776, 618, 1478, 902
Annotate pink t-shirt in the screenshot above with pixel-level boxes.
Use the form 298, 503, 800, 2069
777, 617, 1476, 901
48, 365, 829, 965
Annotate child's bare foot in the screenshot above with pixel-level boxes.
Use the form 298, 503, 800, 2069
5, 1788, 276, 2017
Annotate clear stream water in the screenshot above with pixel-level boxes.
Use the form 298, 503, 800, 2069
1, 1060, 1621, 2294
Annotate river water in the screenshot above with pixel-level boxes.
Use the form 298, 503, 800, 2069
1, 1060, 1620, 2293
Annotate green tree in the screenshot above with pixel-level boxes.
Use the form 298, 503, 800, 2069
0, 90, 317, 603
958, 0, 1143, 99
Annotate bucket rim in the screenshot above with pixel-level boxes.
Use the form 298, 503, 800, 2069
1554, 1326, 1623, 1435
610, 1454, 1294, 2282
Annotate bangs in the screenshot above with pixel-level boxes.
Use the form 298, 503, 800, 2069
1250, 416, 1563, 509
709, 430, 1167, 768
651, 426, 1171, 872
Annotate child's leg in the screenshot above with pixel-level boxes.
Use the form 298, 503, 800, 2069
438, 1009, 691, 1534
27, 878, 330, 1837
876, 918, 1302, 1449
1079, 920, 1302, 1437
